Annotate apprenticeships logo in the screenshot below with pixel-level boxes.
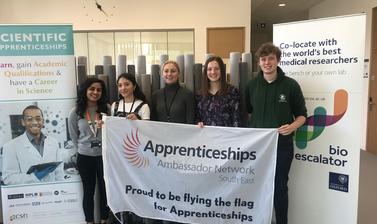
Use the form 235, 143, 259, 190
295, 89, 348, 149
123, 128, 149, 167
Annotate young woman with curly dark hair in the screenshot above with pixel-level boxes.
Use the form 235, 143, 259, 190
68, 77, 110, 224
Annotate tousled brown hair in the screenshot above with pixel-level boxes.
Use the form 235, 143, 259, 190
255, 42, 281, 61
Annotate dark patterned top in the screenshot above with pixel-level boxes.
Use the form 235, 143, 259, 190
196, 86, 241, 127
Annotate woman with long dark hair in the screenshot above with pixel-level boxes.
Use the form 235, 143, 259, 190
68, 77, 110, 224
196, 56, 240, 127
111, 73, 150, 224
111, 73, 150, 120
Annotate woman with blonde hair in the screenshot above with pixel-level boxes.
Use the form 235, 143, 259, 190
151, 60, 195, 124
150, 60, 194, 224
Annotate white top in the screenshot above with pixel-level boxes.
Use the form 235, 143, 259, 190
111, 99, 150, 120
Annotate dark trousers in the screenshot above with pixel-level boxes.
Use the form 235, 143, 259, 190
113, 212, 146, 224
144, 219, 184, 224
77, 153, 109, 222
274, 137, 294, 224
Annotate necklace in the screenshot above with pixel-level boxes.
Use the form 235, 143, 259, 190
85, 110, 99, 136
123, 98, 136, 113
163, 86, 180, 122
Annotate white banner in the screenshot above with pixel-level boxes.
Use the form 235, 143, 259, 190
103, 117, 279, 224
1, 182, 83, 224
0, 24, 84, 223
273, 14, 366, 224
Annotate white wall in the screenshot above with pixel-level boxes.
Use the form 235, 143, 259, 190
309, 1, 377, 223
0, 0, 251, 64
310, 0, 377, 57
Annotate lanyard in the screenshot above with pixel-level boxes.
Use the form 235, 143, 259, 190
86, 110, 99, 137
123, 98, 136, 114
164, 86, 180, 122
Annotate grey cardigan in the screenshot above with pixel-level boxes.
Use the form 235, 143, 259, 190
68, 106, 109, 156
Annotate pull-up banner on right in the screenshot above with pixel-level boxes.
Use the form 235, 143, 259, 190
273, 14, 366, 224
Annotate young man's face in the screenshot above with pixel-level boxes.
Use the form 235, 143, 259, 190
258, 53, 280, 77
22, 108, 44, 137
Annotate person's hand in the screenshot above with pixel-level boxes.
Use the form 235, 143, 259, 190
198, 122, 204, 128
127, 113, 138, 120
277, 124, 295, 135
96, 120, 104, 128
34, 165, 57, 180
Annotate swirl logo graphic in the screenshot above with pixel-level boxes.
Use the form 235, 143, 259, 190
123, 128, 149, 167
295, 89, 348, 149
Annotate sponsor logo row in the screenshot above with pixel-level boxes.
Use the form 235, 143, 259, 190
8, 189, 77, 200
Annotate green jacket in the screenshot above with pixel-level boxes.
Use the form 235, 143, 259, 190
246, 67, 307, 130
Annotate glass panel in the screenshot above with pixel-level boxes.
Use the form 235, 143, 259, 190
168, 31, 194, 60
114, 32, 141, 66
73, 33, 88, 60
88, 32, 115, 75
75, 30, 194, 75
141, 32, 168, 73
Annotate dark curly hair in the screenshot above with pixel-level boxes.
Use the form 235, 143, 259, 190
76, 77, 108, 118
117, 73, 146, 102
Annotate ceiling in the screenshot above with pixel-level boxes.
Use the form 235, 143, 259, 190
251, 0, 325, 32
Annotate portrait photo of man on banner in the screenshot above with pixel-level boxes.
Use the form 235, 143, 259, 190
1, 103, 79, 186
2, 105, 64, 185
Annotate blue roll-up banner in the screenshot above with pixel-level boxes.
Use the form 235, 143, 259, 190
0, 24, 84, 224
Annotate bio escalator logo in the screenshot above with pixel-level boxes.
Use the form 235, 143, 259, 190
295, 89, 348, 149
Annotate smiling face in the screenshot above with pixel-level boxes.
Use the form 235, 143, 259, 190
162, 63, 179, 84
117, 77, 135, 100
258, 53, 280, 81
206, 61, 221, 83
22, 108, 44, 138
86, 82, 103, 104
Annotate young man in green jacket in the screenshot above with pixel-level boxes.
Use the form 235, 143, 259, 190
246, 42, 307, 224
